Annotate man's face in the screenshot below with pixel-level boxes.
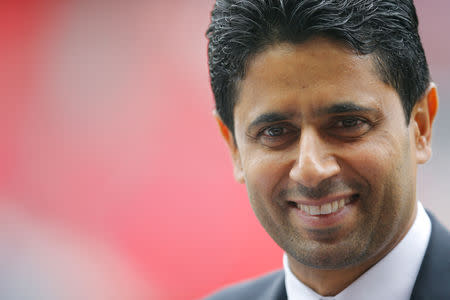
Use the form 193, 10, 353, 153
225, 38, 433, 270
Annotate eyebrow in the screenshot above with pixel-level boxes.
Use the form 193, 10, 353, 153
246, 102, 377, 131
317, 102, 376, 115
247, 112, 296, 131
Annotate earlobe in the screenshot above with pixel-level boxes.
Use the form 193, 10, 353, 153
213, 110, 245, 183
413, 83, 439, 164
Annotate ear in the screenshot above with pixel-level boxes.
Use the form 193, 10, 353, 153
213, 110, 245, 183
411, 83, 439, 164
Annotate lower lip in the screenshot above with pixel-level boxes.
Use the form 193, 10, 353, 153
291, 201, 355, 228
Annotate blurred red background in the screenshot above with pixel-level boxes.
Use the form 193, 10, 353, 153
0, 1, 449, 299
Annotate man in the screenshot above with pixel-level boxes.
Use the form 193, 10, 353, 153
205, 0, 450, 299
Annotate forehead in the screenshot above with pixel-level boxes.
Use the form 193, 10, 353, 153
234, 38, 399, 125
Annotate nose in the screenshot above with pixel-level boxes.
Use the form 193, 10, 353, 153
289, 128, 340, 188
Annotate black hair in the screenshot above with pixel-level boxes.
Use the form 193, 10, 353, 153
206, 0, 430, 133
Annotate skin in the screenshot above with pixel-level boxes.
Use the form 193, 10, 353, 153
216, 37, 438, 296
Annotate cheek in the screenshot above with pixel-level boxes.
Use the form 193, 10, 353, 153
335, 147, 387, 189
346, 131, 405, 175
344, 133, 414, 210
242, 152, 293, 230
336, 134, 409, 211
242, 151, 291, 201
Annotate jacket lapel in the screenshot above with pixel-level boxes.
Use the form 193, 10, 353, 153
410, 212, 450, 299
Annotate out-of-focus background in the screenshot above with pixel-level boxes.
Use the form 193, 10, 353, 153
0, 1, 448, 299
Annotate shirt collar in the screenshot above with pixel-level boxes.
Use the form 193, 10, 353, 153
284, 201, 431, 300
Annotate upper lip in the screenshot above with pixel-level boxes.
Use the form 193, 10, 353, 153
287, 193, 356, 206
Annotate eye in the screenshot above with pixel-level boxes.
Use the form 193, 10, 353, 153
257, 124, 299, 148
337, 118, 362, 128
263, 126, 287, 137
330, 117, 371, 138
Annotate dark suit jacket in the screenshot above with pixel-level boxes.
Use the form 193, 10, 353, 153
204, 213, 450, 300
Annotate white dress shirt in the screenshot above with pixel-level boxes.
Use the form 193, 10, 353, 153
284, 201, 431, 300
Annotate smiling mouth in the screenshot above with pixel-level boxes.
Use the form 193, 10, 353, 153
288, 194, 359, 216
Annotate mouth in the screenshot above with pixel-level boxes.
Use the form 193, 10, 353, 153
288, 194, 359, 216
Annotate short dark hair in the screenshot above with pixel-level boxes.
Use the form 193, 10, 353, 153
206, 0, 430, 133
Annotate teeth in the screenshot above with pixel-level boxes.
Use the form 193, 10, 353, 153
320, 203, 332, 214
332, 201, 338, 211
296, 197, 352, 216
309, 206, 320, 215
302, 205, 310, 214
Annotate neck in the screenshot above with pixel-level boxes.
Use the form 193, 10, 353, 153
287, 255, 378, 296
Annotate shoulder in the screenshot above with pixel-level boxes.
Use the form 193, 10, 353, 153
423, 211, 450, 267
411, 212, 450, 299
203, 270, 286, 300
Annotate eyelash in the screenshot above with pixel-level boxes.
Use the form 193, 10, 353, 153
253, 117, 372, 146
257, 124, 297, 137
262, 126, 290, 137
256, 117, 368, 134
251, 124, 299, 148
322, 116, 374, 142
333, 117, 366, 128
